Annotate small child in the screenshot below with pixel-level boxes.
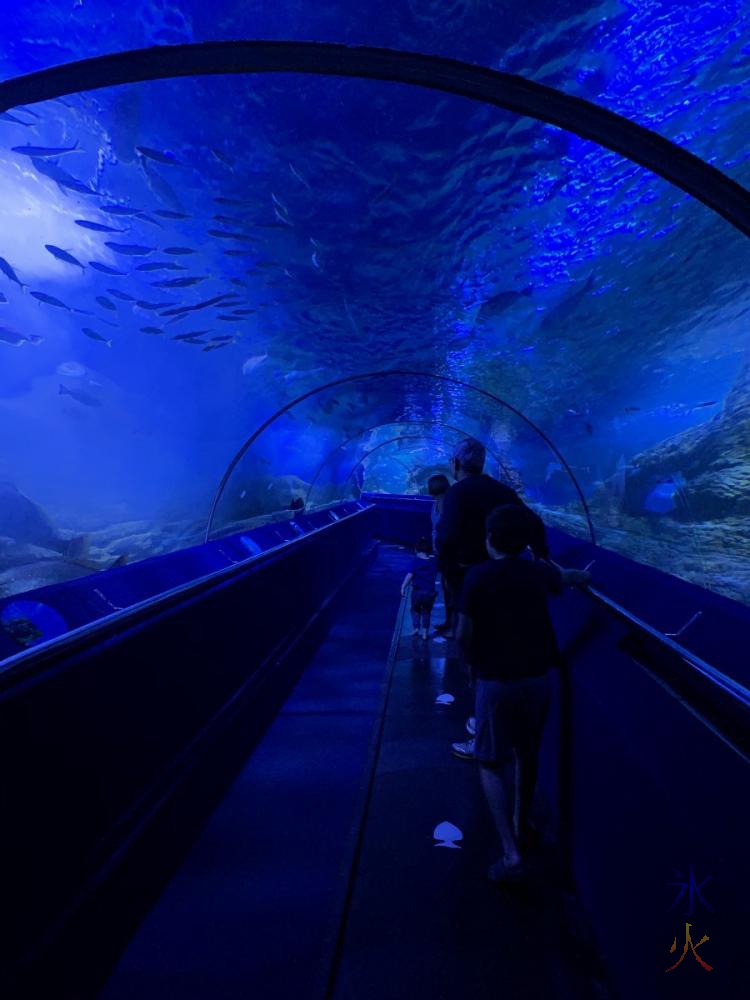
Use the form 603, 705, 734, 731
401, 537, 438, 640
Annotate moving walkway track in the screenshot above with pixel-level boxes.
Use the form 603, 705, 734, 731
1, 496, 748, 999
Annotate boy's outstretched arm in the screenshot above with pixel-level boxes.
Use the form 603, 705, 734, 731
401, 572, 413, 597
560, 567, 592, 586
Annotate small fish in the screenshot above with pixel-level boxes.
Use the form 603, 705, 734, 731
273, 206, 293, 227
153, 210, 190, 219
140, 326, 163, 335
160, 293, 238, 316
211, 148, 234, 169
13, 141, 80, 157
214, 196, 244, 206
31, 290, 71, 310
136, 261, 186, 272
75, 219, 126, 233
207, 229, 250, 240
31, 157, 97, 196
100, 205, 143, 216
694, 400, 718, 408
45, 244, 85, 270
241, 353, 267, 375
0, 326, 42, 347
106, 289, 136, 301
311, 251, 320, 270
89, 261, 127, 276
172, 332, 206, 342
81, 328, 112, 346
210, 334, 234, 342
133, 214, 164, 229
216, 314, 239, 322
223, 249, 252, 256
0, 256, 26, 288
231, 309, 255, 316
229, 279, 246, 287
104, 242, 155, 256
163, 246, 195, 255
59, 383, 103, 406
136, 146, 180, 165
96, 295, 117, 311
151, 276, 207, 289
135, 300, 173, 311
289, 161, 311, 189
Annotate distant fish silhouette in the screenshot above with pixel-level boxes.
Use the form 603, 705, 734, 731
136, 145, 180, 165
433, 821, 463, 849
0, 256, 26, 289
89, 261, 126, 276
105, 242, 155, 256
45, 245, 84, 271
13, 141, 80, 157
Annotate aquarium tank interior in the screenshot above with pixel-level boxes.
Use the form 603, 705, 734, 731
0, 0, 749, 609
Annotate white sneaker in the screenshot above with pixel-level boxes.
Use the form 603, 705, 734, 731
451, 739, 475, 759
465, 716, 477, 736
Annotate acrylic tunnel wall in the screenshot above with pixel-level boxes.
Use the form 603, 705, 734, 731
0, 3, 749, 633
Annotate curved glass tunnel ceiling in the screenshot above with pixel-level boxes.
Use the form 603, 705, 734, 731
0, 25, 748, 608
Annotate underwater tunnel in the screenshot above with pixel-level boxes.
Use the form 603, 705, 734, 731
0, 8, 749, 1000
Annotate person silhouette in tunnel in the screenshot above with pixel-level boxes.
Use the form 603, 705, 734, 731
435, 438, 550, 759
401, 536, 438, 640
426, 473, 451, 633
457, 504, 591, 882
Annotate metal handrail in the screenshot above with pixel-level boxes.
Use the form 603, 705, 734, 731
0, 503, 373, 684
581, 583, 750, 709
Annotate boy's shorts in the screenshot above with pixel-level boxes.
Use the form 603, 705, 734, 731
474, 673, 551, 767
411, 590, 436, 614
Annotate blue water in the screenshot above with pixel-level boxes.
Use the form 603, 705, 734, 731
0, 0, 748, 605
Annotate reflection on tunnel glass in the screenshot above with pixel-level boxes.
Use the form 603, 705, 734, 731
0, 2, 749, 617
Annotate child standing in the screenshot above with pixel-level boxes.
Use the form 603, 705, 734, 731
401, 537, 438, 640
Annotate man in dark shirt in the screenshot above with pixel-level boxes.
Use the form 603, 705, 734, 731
435, 438, 548, 640
458, 504, 591, 883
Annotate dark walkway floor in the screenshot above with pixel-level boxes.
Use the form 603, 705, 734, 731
97, 545, 607, 1000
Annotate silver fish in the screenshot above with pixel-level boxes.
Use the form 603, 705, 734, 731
0, 326, 43, 347
81, 328, 112, 346
104, 242, 155, 256
45, 244, 85, 270
0, 256, 26, 288
13, 141, 80, 157
31, 291, 71, 310
89, 262, 127, 276
75, 219, 127, 233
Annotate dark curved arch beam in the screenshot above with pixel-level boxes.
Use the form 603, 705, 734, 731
204, 370, 594, 544
1, 41, 750, 237
304, 419, 511, 507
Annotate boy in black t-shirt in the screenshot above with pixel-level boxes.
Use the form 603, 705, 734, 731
401, 537, 438, 640
457, 504, 591, 883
